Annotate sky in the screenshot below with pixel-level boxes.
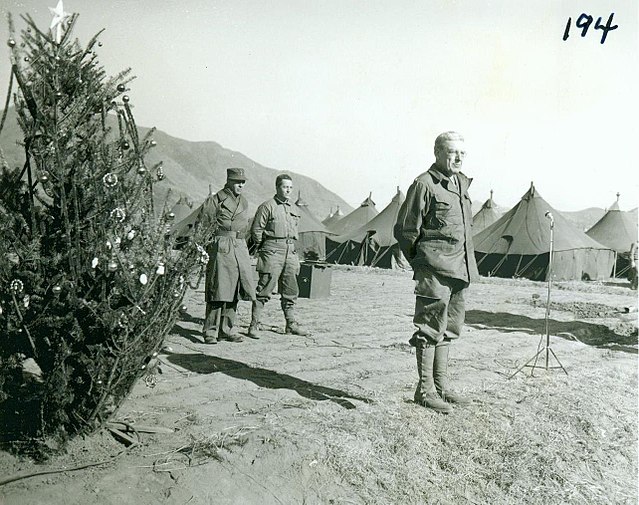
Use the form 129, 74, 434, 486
0, 0, 637, 212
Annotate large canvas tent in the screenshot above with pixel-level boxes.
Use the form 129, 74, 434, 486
473, 183, 615, 281
473, 190, 500, 233
295, 192, 335, 261
326, 188, 410, 269
586, 195, 638, 277
169, 195, 194, 224
327, 193, 378, 235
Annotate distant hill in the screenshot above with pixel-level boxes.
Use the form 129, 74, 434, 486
562, 207, 606, 232
0, 108, 352, 219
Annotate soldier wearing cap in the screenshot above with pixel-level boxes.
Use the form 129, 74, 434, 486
248, 174, 309, 338
196, 167, 256, 343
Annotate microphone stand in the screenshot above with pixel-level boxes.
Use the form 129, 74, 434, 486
509, 211, 568, 378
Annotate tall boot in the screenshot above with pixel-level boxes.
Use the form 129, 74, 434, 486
415, 344, 452, 414
433, 341, 471, 405
282, 300, 309, 336
248, 300, 264, 339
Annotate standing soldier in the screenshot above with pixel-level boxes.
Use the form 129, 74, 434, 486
394, 131, 478, 414
248, 174, 309, 338
197, 168, 256, 344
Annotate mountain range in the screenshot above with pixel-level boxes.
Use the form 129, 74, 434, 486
0, 108, 351, 221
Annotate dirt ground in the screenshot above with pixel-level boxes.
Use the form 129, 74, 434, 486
0, 267, 637, 505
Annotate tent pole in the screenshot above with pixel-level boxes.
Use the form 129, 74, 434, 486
613, 251, 617, 278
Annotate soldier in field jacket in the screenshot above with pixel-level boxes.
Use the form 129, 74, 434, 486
394, 131, 479, 414
196, 168, 256, 344
248, 174, 309, 338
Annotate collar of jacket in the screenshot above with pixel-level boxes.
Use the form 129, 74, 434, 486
427, 164, 473, 192
219, 187, 247, 213
274, 194, 291, 206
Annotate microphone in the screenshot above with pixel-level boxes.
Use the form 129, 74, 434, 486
545, 211, 554, 227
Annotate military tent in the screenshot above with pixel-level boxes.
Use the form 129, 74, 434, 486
169, 196, 194, 225
473, 190, 500, 233
327, 193, 378, 235
326, 188, 410, 269
295, 192, 335, 261
586, 194, 638, 277
322, 206, 344, 229
473, 183, 615, 281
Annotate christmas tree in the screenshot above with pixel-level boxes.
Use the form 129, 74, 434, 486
0, 8, 209, 455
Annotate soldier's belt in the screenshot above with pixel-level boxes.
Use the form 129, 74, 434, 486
215, 230, 243, 238
264, 237, 296, 244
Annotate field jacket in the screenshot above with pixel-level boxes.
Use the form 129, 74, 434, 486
394, 164, 478, 283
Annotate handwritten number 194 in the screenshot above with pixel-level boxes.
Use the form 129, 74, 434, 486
563, 13, 618, 44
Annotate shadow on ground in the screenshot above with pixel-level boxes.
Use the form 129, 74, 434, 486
466, 310, 638, 354
171, 323, 203, 344
166, 353, 372, 409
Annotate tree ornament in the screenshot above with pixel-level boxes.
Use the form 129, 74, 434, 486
7, 38, 16, 48
156, 262, 165, 275
121, 140, 130, 150
91, 257, 99, 268
52, 285, 62, 295
156, 165, 165, 181
150, 140, 157, 147
23, 295, 30, 308
98, 41, 103, 47
107, 260, 118, 272
167, 212, 175, 220
137, 165, 146, 175
10, 279, 24, 294
179, 305, 188, 314
117, 313, 128, 329
0, 306, 3, 315
126, 229, 136, 240
172, 291, 180, 299
39, 173, 49, 183
106, 240, 112, 250
139, 273, 148, 285
110, 207, 126, 222
102, 172, 118, 188
117, 83, 125, 92
24, 56, 30, 62
122, 95, 130, 103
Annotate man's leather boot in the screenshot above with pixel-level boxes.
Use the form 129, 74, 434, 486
248, 300, 263, 339
282, 302, 309, 336
433, 340, 471, 405
415, 343, 452, 414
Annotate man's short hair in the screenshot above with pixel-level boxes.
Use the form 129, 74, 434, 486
276, 174, 293, 189
434, 131, 465, 153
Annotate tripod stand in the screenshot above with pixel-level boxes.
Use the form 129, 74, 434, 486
509, 211, 568, 378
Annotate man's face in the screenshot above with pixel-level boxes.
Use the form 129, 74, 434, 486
435, 139, 466, 175
277, 179, 293, 200
229, 180, 245, 196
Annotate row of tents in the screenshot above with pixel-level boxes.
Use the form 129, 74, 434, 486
171, 183, 637, 283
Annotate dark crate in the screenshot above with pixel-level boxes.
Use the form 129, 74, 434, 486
298, 262, 332, 298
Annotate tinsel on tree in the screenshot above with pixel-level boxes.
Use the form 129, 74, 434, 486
0, 10, 209, 454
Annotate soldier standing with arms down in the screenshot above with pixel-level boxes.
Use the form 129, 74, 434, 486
248, 174, 309, 338
197, 168, 256, 344
394, 131, 478, 414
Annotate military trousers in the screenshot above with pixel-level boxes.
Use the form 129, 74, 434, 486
203, 301, 238, 338
255, 243, 300, 311
410, 267, 468, 346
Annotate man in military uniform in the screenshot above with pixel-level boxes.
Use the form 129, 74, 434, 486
394, 131, 478, 414
197, 168, 256, 344
248, 174, 309, 338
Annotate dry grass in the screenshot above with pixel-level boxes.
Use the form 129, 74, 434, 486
295, 365, 637, 505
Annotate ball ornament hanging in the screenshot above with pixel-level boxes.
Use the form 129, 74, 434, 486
122, 95, 130, 103
52, 285, 62, 295
117, 83, 125, 92
107, 260, 118, 272
7, 38, 16, 48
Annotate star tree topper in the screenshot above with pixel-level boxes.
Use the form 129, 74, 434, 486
49, 0, 71, 44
